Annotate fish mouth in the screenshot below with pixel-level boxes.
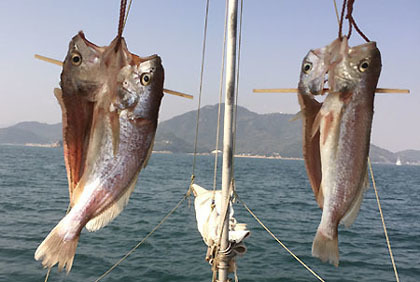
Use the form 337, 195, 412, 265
322, 37, 351, 94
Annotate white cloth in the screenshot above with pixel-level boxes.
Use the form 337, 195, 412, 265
191, 183, 250, 255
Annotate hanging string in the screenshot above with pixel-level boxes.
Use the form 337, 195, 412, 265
367, 157, 400, 282
115, 0, 128, 51
95, 188, 191, 281
338, 0, 347, 39
337, 0, 370, 42
212, 0, 229, 191
233, 191, 325, 282
123, 0, 133, 30
346, 0, 370, 42
333, 0, 340, 26
191, 0, 211, 177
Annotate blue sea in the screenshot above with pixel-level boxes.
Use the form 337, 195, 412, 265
0, 145, 419, 281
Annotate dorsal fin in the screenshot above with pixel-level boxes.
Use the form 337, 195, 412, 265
289, 111, 303, 122
311, 110, 323, 139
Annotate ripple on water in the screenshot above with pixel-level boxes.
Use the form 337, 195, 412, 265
0, 148, 419, 281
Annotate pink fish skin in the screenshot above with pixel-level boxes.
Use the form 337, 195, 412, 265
55, 32, 105, 202
297, 38, 341, 208
35, 34, 164, 272
312, 37, 382, 266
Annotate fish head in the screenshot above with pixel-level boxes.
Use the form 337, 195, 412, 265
330, 38, 381, 95
347, 41, 382, 86
298, 47, 328, 96
298, 38, 344, 96
115, 54, 164, 122
61, 32, 105, 101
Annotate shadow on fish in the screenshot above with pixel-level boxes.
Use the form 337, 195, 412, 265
34, 31, 164, 273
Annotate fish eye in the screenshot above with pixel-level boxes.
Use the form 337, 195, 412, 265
71, 52, 82, 66
140, 73, 152, 86
302, 62, 313, 74
358, 60, 369, 72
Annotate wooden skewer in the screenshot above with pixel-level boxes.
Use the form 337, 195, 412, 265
162, 88, 193, 99
34, 54, 194, 100
35, 54, 63, 66
253, 88, 410, 94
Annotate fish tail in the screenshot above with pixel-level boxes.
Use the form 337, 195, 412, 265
312, 228, 339, 267
34, 219, 80, 273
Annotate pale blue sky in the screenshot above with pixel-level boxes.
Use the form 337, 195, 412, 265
0, 1, 419, 151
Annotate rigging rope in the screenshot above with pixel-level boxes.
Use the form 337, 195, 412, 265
95, 186, 192, 281
233, 191, 325, 282
367, 157, 400, 282
43, 268, 50, 282
333, 0, 340, 27
191, 0, 211, 177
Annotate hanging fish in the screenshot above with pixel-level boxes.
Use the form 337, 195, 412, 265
311, 37, 381, 266
34, 33, 164, 272
297, 39, 341, 208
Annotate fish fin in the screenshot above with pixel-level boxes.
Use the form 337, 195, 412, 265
110, 112, 120, 157
316, 183, 324, 209
312, 229, 339, 267
34, 219, 79, 273
142, 134, 155, 169
340, 168, 369, 228
289, 111, 303, 122
304, 129, 322, 204
54, 87, 94, 201
311, 111, 323, 139
85, 172, 139, 232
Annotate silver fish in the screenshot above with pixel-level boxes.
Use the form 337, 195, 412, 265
297, 38, 341, 208
35, 33, 164, 272
311, 37, 382, 266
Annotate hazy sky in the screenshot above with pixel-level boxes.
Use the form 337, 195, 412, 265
0, 1, 419, 152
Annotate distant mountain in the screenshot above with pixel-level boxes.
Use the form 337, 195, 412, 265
396, 150, 420, 165
154, 104, 420, 164
0, 122, 61, 145
1, 105, 419, 164
155, 104, 302, 157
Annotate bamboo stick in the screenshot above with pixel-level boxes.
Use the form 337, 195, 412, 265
253, 88, 410, 94
35, 54, 63, 66
34, 54, 194, 99
162, 88, 193, 99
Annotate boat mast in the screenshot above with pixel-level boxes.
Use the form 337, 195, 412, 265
218, 0, 238, 281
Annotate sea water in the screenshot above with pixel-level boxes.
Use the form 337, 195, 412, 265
0, 145, 419, 282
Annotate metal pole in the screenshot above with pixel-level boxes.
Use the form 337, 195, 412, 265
218, 0, 238, 281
